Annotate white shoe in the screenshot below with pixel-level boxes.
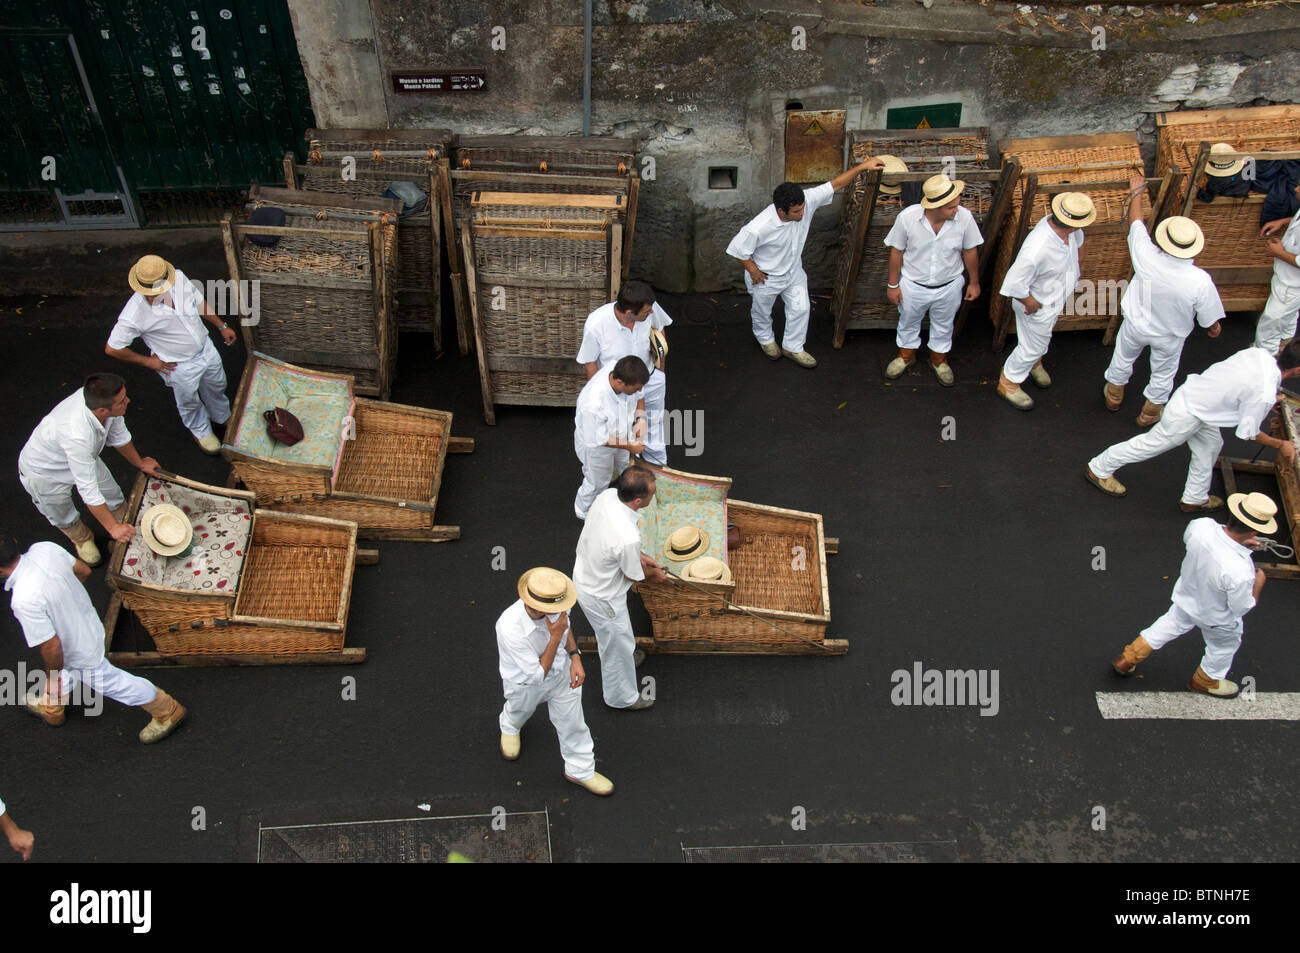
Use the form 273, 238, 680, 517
1029, 364, 1052, 388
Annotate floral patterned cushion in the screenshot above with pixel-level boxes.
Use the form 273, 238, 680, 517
121, 479, 252, 593
637, 470, 729, 567
228, 354, 354, 472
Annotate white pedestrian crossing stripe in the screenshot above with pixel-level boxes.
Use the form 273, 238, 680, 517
1096, 692, 1300, 720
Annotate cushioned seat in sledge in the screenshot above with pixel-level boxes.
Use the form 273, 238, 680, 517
106, 471, 364, 659
221, 352, 470, 541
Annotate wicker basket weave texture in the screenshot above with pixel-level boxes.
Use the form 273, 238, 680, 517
233, 519, 349, 623
729, 532, 823, 616
472, 233, 608, 282
334, 402, 444, 500
1156, 118, 1300, 178
479, 286, 604, 354
491, 371, 587, 403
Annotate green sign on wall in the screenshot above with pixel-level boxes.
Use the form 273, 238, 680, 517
886, 103, 963, 130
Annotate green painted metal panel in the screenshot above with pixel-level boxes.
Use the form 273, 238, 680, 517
886, 103, 963, 130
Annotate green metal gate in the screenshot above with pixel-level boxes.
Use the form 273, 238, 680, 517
0, 0, 315, 228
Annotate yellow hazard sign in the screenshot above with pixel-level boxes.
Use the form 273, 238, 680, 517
804, 119, 825, 135
917, 117, 932, 129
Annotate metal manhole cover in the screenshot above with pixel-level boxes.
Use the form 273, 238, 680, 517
681, 840, 958, 863
258, 810, 551, 863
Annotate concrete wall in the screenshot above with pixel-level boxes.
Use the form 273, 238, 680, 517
288, 0, 1300, 292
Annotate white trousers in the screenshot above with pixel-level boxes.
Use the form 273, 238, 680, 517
1088, 390, 1222, 505
1002, 300, 1060, 383
1141, 603, 1243, 680
896, 277, 961, 354
573, 437, 631, 519
18, 458, 125, 529
46, 658, 159, 708
162, 338, 231, 439
1104, 319, 1186, 405
745, 269, 810, 353
1254, 276, 1300, 354
575, 591, 639, 708
641, 368, 667, 465
498, 668, 595, 780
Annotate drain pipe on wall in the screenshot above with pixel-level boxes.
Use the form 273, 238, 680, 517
583, 0, 592, 135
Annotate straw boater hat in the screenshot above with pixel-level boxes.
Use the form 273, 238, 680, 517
517, 567, 577, 613
648, 327, 668, 365
681, 555, 732, 584
876, 154, 909, 196
1228, 492, 1278, 535
1050, 192, 1097, 229
128, 254, 176, 296
1153, 216, 1205, 259
139, 504, 194, 557
663, 524, 709, 562
1204, 142, 1246, 179
920, 174, 965, 209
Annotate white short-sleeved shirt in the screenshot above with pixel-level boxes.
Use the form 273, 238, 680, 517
1179, 347, 1281, 440
1171, 518, 1257, 627
573, 488, 645, 602
1273, 209, 1300, 291
1120, 222, 1224, 337
999, 215, 1084, 316
496, 599, 569, 686
885, 203, 984, 285
576, 301, 673, 373
4, 542, 106, 670
574, 362, 641, 451
725, 182, 835, 277
19, 389, 132, 506
107, 270, 210, 364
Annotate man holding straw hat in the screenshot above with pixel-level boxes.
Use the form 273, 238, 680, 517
1255, 177, 1300, 356
884, 173, 984, 386
496, 567, 612, 796
1102, 173, 1225, 426
573, 467, 667, 711
106, 255, 237, 455
1110, 492, 1277, 699
995, 191, 1095, 410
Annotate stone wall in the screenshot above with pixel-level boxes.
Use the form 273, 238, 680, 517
290, 0, 1300, 292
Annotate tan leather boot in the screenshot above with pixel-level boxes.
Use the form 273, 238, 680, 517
139, 689, 187, 744
1103, 382, 1124, 411
58, 520, 101, 567
1136, 400, 1164, 427
24, 688, 67, 726
1188, 666, 1239, 698
997, 372, 1034, 411
1112, 635, 1154, 676
929, 350, 954, 387
885, 348, 916, 379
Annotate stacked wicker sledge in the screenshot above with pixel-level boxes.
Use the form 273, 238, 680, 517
830, 128, 1017, 348
441, 135, 642, 422
1157, 106, 1300, 311
988, 132, 1184, 349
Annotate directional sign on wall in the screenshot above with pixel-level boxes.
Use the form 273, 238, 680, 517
392, 70, 488, 93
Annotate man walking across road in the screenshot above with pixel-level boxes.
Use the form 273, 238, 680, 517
884, 174, 985, 386
1086, 343, 1300, 511
996, 192, 1095, 411
106, 255, 237, 455
18, 374, 160, 567
1103, 174, 1225, 427
1111, 493, 1276, 698
496, 567, 612, 796
573, 467, 667, 710
573, 356, 651, 520
1254, 178, 1300, 356
727, 154, 885, 368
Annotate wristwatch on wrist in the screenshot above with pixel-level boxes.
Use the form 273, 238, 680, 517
568, 648, 581, 657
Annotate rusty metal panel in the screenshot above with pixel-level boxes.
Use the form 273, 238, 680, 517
785, 109, 846, 184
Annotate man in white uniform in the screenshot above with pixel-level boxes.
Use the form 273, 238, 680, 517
106, 255, 237, 455
996, 192, 1095, 410
573, 468, 667, 710
496, 567, 612, 796
577, 280, 672, 465
1111, 492, 1275, 698
727, 154, 885, 368
18, 374, 161, 567
1086, 343, 1300, 510
573, 356, 651, 520
1, 536, 187, 742
884, 174, 984, 386
1255, 179, 1300, 355
1103, 175, 1225, 426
